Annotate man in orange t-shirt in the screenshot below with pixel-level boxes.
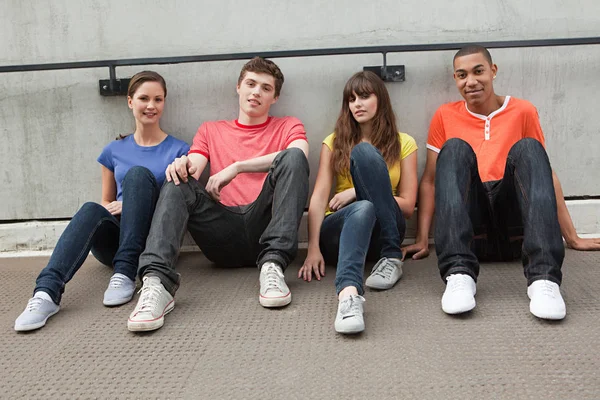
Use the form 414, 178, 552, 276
404, 45, 600, 321
127, 57, 310, 332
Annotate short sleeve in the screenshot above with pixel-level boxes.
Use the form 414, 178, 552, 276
284, 117, 308, 147
322, 133, 336, 151
177, 140, 191, 157
189, 123, 210, 159
524, 105, 546, 148
426, 107, 447, 153
97, 142, 114, 171
399, 133, 418, 160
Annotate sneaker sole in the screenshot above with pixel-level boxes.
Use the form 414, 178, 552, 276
335, 322, 365, 334
103, 293, 135, 307
14, 308, 60, 332
441, 298, 476, 315
259, 293, 291, 308
127, 301, 175, 332
529, 303, 566, 320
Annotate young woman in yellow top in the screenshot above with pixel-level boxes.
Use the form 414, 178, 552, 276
299, 71, 418, 334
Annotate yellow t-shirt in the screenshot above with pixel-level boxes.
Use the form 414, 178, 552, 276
323, 132, 418, 214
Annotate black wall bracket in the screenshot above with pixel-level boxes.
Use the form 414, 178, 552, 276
99, 65, 130, 96
363, 65, 405, 82
99, 78, 130, 96
363, 52, 405, 82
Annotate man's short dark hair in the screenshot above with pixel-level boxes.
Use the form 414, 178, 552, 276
238, 57, 285, 97
453, 45, 493, 66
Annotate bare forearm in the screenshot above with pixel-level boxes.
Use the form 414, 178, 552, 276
307, 198, 328, 251
234, 152, 280, 174
416, 180, 435, 242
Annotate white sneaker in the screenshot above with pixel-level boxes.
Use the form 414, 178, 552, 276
127, 276, 174, 332
334, 294, 366, 334
259, 262, 291, 308
15, 294, 60, 332
365, 257, 403, 290
103, 273, 136, 306
441, 274, 477, 314
527, 280, 566, 320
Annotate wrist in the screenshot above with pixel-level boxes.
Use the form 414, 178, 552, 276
231, 161, 242, 174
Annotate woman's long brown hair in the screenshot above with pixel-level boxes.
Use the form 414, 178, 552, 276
331, 71, 401, 176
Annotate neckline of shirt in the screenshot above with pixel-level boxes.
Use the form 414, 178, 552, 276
234, 116, 272, 129
464, 96, 511, 120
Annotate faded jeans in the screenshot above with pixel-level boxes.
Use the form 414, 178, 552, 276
320, 143, 406, 295
434, 138, 563, 285
138, 148, 310, 296
35, 166, 161, 304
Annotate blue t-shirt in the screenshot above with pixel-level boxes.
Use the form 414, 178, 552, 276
97, 134, 190, 201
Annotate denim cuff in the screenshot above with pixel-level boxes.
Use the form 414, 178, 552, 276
335, 279, 365, 296
442, 267, 478, 284
145, 272, 179, 297
257, 253, 288, 271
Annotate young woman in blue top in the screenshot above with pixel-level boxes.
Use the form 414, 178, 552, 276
15, 71, 189, 332
299, 71, 418, 334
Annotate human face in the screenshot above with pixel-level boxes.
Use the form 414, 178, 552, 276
236, 71, 278, 122
349, 91, 378, 125
453, 52, 498, 112
127, 81, 165, 125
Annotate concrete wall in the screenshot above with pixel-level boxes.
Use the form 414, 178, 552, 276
1, 0, 600, 221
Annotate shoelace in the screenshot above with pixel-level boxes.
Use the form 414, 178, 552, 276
447, 274, 472, 292
262, 266, 285, 293
371, 258, 396, 279
536, 281, 558, 298
26, 297, 44, 311
108, 275, 128, 289
136, 283, 162, 311
339, 295, 365, 317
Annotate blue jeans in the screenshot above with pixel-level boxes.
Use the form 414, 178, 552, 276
320, 143, 406, 295
434, 138, 564, 285
35, 166, 161, 304
138, 148, 310, 296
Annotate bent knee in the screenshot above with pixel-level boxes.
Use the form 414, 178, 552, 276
348, 200, 376, 221
511, 138, 545, 154
123, 166, 154, 182
78, 202, 110, 219
351, 142, 381, 161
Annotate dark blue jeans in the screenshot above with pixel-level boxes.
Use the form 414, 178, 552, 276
320, 143, 406, 295
434, 138, 563, 285
35, 167, 161, 304
138, 148, 310, 296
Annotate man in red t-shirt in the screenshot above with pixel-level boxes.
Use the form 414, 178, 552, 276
404, 45, 600, 321
128, 57, 310, 332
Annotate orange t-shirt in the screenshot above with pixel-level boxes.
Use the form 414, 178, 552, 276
189, 116, 307, 206
426, 96, 545, 183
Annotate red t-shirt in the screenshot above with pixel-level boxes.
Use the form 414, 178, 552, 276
426, 96, 546, 182
189, 116, 307, 206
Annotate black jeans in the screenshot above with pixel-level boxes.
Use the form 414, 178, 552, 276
138, 148, 310, 296
434, 138, 563, 285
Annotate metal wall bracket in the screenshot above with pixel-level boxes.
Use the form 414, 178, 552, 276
98, 65, 130, 96
363, 52, 405, 82
363, 65, 405, 82
99, 78, 130, 96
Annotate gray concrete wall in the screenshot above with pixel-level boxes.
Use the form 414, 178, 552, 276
1, 0, 600, 220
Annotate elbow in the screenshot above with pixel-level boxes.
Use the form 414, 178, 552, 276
403, 207, 415, 220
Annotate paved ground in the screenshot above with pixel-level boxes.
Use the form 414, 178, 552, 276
1, 248, 599, 399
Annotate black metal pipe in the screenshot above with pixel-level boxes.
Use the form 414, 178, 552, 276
1, 37, 599, 73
